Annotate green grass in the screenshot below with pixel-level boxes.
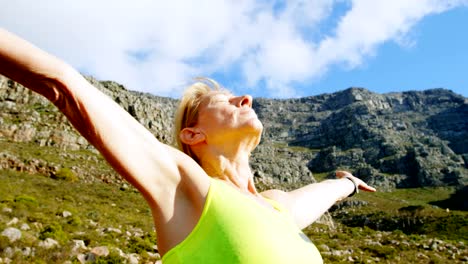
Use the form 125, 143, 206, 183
355, 186, 455, 212
0, 140, 104, 167
311, 172, 330, 181
30, 102, 56, 114
1, 139, 467, 263
0, 170, 157, 263
270, 141, 320, 154
303, 184, 468, 263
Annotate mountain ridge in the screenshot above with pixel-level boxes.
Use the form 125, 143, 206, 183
0, 75, 466, 191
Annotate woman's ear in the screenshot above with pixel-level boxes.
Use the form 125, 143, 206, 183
179, 127, 205, 145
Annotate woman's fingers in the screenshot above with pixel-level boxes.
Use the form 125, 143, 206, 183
335, 170, 352, 178
359, 183, 377, 192
336, 170, 377, 192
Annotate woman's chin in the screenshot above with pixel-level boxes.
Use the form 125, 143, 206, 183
248, 118, 263, 134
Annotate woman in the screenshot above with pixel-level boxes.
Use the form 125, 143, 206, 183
0, 28, 376, 263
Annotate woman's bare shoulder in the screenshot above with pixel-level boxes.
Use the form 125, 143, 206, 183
260, 189, 289, 206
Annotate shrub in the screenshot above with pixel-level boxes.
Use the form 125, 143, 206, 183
86, 210, 100, 221
27, 212, 48, 223
362, 244, 397, 259
67, 215, 83, 226
127, 233, 156, 254
14, 195, 38, 207
39, 222, 68, 242
93, 251, 126, 264
53, 168, 78, 182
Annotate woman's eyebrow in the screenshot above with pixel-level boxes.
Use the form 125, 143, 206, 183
211, 91, 233, 100
219, 90, 233, 97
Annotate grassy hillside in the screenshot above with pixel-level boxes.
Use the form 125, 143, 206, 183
0, 143, 467, 263
0, 169, 157, 263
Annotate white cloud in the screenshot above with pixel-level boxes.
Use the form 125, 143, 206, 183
315, 0, 465, 69
1, 0, 467, 98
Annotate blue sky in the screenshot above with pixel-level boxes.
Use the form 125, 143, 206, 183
1, 1, 467, 98
300, 7, 468, 97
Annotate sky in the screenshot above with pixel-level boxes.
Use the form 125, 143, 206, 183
1, 0, 468, 99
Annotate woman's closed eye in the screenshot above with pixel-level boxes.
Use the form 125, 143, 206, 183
212, 99, 228, 105
213, 95, 231, 104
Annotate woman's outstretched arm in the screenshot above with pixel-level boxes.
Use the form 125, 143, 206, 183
0, 28, 210, 212
262, 171, 376, 229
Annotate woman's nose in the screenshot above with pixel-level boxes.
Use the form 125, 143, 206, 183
233, 95, 253, 108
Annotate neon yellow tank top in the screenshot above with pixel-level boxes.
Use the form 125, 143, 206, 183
162, 178, 323, 263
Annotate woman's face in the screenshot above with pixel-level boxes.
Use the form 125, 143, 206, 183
195, 91, 263, 143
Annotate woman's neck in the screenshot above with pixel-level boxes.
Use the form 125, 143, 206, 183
200, 150, 257, 194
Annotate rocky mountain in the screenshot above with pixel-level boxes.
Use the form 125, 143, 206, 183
0, 75, 467, 191
255, 87, 468, 189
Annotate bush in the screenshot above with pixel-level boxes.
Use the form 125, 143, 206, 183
93, 251, 126, 264
86, 210, 100, 221
53, 168, 78, 182
67, 215, 83, 226
127, 233, 156, 254
14, 195, 38, 207
362, 244, 397, 259
39, 222, 68, 242
27, 212, 48, 223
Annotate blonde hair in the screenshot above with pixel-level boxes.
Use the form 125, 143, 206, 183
174, 78, 221, 163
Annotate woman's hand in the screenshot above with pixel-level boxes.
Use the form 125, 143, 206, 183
336, 170, 377, 193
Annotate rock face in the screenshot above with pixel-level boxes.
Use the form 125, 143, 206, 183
254, 87, 468, 189
0, 76, 177, 148
1, 75, 467, 190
